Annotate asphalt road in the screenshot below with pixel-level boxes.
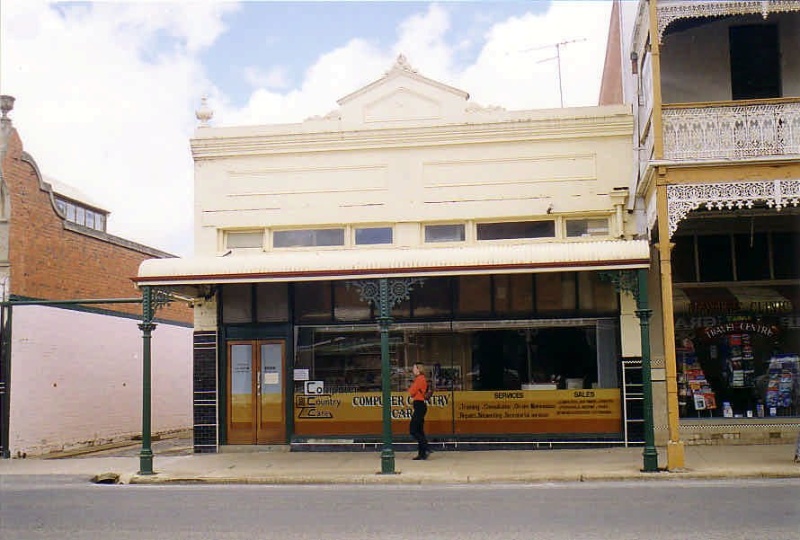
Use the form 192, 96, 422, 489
1, 476, 798, 540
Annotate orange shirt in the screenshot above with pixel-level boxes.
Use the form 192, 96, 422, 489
408, 374, 428, 402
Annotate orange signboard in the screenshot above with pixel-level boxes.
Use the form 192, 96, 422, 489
294, 389, 621, 436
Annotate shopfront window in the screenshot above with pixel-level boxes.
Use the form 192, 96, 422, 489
674, 284, 800, 419
292, 320, 621, 438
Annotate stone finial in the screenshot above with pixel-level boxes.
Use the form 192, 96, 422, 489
0, 95, 14, 156
1, 95, 14, 124
391, 54, 417, 74
195, 96, 213, 127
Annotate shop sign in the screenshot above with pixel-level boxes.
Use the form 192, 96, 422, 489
702, 321, 779, 340
294, 389, 620, 423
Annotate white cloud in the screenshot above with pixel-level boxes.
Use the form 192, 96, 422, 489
1, 1, 613, 258
218, 1, 613, 126
244, 65, 290, 90
461, 1, 613, 110
1, 0, 238, 256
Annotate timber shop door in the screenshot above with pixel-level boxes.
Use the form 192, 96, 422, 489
226, 340, 286, 444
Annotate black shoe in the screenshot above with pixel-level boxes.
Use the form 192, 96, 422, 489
413, 454, 427, 460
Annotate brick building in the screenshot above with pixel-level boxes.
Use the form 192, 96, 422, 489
0, 95, 193, 457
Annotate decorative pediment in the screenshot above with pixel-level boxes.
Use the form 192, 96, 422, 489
363, 87, 441, 124
335, 54, 470, 127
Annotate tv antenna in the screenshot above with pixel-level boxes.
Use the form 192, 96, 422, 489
522, 38, 587, 107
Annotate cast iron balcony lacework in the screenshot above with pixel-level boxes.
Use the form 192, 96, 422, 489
347, 278, 424, 474
662, 100, 800, 161
666, 179, 800, 238
656, 1, 800, 44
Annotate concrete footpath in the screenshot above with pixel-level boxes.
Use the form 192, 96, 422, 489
1, 439, 799, 485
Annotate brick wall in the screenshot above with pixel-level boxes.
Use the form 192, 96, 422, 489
1, 128, 191, 324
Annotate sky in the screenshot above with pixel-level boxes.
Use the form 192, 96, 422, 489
1, 0, 620, 257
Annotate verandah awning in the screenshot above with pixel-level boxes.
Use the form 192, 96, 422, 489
134, 240, 651, 287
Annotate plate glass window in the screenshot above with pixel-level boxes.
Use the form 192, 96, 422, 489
274, 228, 345, 248
477, 220, 555, 240
566, 219, 609, 238
425, 224, 465, 243
226, 231, 264, 250
355, 227, 393, 245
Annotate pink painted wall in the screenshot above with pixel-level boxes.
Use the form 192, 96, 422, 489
8, 305, 192, 456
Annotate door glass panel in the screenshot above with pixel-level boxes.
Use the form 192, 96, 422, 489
261, 343, 283, 395
258, 342, 285, 443
230, 344, 253, 423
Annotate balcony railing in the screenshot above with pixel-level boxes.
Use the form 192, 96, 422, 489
662, 98, 800, 161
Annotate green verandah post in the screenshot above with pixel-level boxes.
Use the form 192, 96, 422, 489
138, 286, 156, 475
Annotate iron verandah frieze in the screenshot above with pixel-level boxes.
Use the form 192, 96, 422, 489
666, 179, 800, 238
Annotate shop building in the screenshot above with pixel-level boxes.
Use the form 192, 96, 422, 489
136, 57, 653, 452
612, 0, 800, 466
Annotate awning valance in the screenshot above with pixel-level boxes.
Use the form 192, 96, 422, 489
135, 240, 651, 287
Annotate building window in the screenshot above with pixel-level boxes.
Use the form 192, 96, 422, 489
255, 283, 289, 322
55, 196, 107, 232
221, 284, 254, 324
355, 226, 393, 245
225, 230, 264, 250
294, 282, 333, 322
424, 224, 465, 243
729, 24, 781, 100
477, 220, 555, 241
565, 218, 609, 238
274, 228, 345, 248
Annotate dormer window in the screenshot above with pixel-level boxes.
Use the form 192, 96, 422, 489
55, 196, 107, 232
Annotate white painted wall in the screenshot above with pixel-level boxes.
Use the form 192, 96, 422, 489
660, 12, 800, 103
8, 305, 192, 456
192, 66, 634, 256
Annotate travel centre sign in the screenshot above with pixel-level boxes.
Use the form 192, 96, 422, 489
294, 389, 622, 436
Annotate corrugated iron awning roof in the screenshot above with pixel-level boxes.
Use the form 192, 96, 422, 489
135, 240, 651, 287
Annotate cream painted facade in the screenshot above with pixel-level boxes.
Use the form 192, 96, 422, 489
615, 1, 800, 468
192, 64, 636, 256
140, 57, 654, 452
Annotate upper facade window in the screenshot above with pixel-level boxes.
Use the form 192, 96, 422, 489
225, 230, 264, 250
55, 197, 107, 232
274, 228, 345, 248
355, 226, 393, 245
565, 218, 609, 238
425, 224, 465, 243
477, 220, 556, 241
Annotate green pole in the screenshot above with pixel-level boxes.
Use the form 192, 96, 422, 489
378, 278, 395, 474
636, 268, 659, 472
1, 305, 12, 459
138, 286, 156, 475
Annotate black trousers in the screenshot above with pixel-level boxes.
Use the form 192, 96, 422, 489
410, 400, 429, 456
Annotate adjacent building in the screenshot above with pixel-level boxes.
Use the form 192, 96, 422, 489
604, 0, 800, 468
136, 57, 653, 452
0, 96, 193, 457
